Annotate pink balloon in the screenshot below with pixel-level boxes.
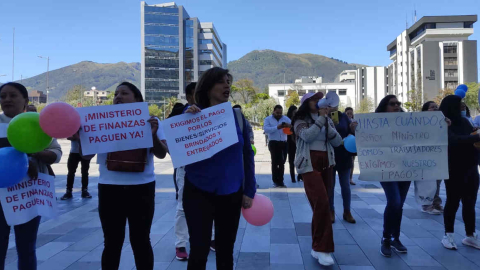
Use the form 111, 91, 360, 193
242, 194, 274, 226
39, 102, 81, 138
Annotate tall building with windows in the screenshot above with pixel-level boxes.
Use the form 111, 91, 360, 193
140, 2, 227, 106
387, 15, 477, 103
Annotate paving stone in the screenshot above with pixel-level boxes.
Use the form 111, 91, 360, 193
64, 261, 101, 270
333, 230, 356, 245
270, 228, 298, 244
295, 223, 312, 236
270, 244, 302, 264
396, 246, 442, 267
334, 245, 371, 266
38, 251, 88, 270
236, 252, 269, 270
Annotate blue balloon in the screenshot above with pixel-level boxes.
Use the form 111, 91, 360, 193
0, 147, 29, 188
457, 84, 468, 92
454, 89, 466, 98
344, 135, 357, 153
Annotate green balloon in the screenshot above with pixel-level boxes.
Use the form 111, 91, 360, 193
7, 112, 52, 154
251, 144, 256, 156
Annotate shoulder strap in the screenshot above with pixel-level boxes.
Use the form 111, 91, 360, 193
233, 108, 246, 190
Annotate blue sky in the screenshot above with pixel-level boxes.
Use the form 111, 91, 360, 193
0, 0, 478, 81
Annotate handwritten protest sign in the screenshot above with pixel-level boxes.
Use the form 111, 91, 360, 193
355, 112, 448, 182
0, 173, 57, 226
162, 102, 239, 168
77, 103, 153, 155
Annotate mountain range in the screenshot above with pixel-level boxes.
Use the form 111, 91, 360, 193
6, 50, 367, 100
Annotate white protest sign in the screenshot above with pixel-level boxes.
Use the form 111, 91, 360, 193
77, 103, 153, 155
161, 102, 239, 168
0, 173, 57, 226
355, 111, 448, 182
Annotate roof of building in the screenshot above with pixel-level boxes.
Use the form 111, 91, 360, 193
29, 90, 46, 97
387, 15, 478, 51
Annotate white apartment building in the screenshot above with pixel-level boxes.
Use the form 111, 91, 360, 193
268, 80, 356, 109
387, 15, 478, 103
338, 67, 388, 107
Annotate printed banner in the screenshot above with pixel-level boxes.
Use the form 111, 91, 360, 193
162, 102, 239, 168
77, 103, 153, 155
355, 112, 448, 182
0, 173, 57, 226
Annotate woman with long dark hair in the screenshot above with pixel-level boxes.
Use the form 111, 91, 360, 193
440, 95, 480, 250
97, 82, 168, 270
376, 95, 410, 257
183, 67, 256, 270
0, 82, 63, 270
287, 105, 301, 183
293, 92, 342, 266
414, 101, 444, 214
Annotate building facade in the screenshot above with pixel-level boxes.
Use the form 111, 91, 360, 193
28, 90, 47, 104
269, 80, 356, 110
140, 2, 227, 106
84, 87, 111, 104
355, 67, 388, 106
387, 15, 478, 103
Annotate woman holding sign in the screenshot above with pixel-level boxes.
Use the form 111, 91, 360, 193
439, 95, 480, 250
375, 95, 410, 257
293, 92, 342, 266
97, 82, 168, 270
183, 67, 256, 270
0, 82, 62, 270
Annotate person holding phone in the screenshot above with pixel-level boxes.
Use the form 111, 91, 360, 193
264, 105, 291, 187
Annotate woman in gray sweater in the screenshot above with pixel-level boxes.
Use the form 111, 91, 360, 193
293, 92, 342, 266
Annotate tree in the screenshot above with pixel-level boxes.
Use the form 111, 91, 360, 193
404, 72, 425, 112
102, 91, 115, 105
244, 98, 277, 125
357, 96, 374, 113
230, 79, 258, 104
159, 96, 179, 120
62, 85, 94, 107
433, 88, 454, 105
464, 82, 480, 113
285, 91, 300, 108
149, 104, 162, 117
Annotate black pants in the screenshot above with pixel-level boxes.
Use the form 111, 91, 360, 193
183, 179, 242, 270
287, 142, 300, 182
98, 182, 155, 270
444, 167, 479, 235
269, 141, 287, 185
66, 152, 91, 191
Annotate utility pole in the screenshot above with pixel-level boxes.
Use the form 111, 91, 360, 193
12, 28, 15, 81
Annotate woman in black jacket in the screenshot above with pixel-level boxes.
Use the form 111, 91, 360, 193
287, 105, 301, 183
439, 95, 480, 250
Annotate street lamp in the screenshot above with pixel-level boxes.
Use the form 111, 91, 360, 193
38, 56, 49, 103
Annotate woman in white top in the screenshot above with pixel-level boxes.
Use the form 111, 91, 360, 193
97, 82, 168, 270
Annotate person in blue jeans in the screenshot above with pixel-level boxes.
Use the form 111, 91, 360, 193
376, 95, 410, 258
328, 98, 357, 224
0, 82, 63, 270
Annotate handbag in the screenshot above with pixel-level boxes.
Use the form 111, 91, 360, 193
106, 148, 148, 173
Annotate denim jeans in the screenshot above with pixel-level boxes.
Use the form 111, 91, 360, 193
381, 181, 411, 239
329, 168, 352, 212
0, 204, 41, 270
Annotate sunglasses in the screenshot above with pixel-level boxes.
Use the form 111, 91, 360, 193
388, 102, 401, 107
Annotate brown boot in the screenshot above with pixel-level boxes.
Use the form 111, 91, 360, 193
331, 211, 335, 223
343, 211, 356, 224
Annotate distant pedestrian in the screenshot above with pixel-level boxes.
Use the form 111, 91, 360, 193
264, 105, 291, 187
345, 107, 356, 185
182, 67, 256, 270
293, 92, 342, 266
97, 82, 168, 270
233, 105, 254, 144
461, 102, 475, 127
329, 95, 356, 224
287, 105, 301, 183
60, 134, 93, 200
413, 101, 444, 215
376, 95, 410, 258
440, 95, 480, 250
0, 82, 63, 270
26, 104, 37, 112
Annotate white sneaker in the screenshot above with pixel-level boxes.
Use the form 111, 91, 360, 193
442, 233, 458, 250
311, 250, 334, 266
462, 233, 480, 249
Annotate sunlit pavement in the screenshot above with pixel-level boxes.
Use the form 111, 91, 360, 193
4, 130, 480, 270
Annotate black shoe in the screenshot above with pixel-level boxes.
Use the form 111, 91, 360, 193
381, 238, 392, 257
391, 239, 408, 253
81, 189, 92, 199
61, 191, 72, 200
292, 178, 296, 183
297, 175, 303, 182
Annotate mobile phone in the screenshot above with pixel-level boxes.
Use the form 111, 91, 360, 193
330, 111, 339, 125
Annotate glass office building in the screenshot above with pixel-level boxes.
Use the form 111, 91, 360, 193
141, 2, 227, 106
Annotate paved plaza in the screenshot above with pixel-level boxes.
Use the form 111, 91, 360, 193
4, 130, 480, 270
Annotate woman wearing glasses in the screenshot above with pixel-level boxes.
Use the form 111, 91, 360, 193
375, 95, 410, 257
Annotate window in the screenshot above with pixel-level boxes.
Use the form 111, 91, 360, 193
327, 89, 336, 93
278, 90, 285, 97
338, 90, 347, 96
444, 69, 458, 77
199, 60, 213, 66
444, 45, 457, 54
298, 90, 306, 96
445, 81, 458, 90
444, 57, 458, 65
308, 90, 315, 93
465, 22, 474, 28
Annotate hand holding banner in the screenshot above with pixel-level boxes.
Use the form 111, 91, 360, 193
161, 102, 239, 168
